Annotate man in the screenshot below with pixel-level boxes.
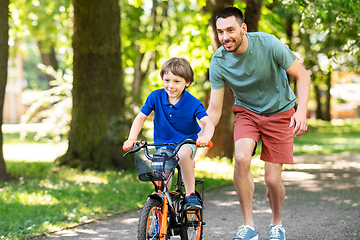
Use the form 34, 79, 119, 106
206, 6, 310, 240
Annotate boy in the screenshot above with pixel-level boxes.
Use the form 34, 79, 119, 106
123, 57, 214, 209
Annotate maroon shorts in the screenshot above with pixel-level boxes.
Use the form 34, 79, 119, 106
232, 105, 295, 164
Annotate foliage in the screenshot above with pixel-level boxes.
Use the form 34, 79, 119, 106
9, 0, 73, 69
297, 0, 360, 73
20, 65, 72, 142
0, 161, 150, 239
121, 0, 213, 108
8, 0, 359, 144
0, 157, 233, 239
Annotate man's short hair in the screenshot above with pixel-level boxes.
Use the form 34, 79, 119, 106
216, 6, 244, 26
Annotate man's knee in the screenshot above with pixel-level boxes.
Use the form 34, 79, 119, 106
264, 171, 283, 188
234, 151, 251, 166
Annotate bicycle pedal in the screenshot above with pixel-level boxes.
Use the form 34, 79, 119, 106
195, 180, 204, 185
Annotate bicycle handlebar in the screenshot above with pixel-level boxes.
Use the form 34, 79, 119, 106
123, 139, 213, 159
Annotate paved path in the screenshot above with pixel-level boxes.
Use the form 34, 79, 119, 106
37, 151, 360, 240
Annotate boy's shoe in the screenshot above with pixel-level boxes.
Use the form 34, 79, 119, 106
184, 193, 202, 210
269, 225, 286, 240
233, 225, 258, 240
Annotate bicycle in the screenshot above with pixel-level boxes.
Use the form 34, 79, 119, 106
123, 139, 212, 240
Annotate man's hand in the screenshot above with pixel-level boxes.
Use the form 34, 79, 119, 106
290, 111, 308, 137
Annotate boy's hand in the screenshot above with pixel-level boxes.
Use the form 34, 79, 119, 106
123, 139, 136, 151
196, 137, 211, 148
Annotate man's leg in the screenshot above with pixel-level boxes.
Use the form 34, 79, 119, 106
234, 138, 257, 227
264, 161, 285, 225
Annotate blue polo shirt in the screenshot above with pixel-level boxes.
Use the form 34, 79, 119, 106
141, 88, 208, 146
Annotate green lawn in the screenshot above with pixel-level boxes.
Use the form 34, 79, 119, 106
1, 118, 360, 239
293, 118, 360, 154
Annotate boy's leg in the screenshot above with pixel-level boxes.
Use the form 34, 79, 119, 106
177, 145, 195, 196
234, 138, 257, 227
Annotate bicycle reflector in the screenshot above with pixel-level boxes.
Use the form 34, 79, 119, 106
151, 152, 169, 172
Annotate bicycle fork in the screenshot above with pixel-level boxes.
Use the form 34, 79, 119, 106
150, 188, 170, 240
158, 196, 169, 240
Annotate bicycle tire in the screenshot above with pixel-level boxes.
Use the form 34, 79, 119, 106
138, 198, 170, 240
179, 209, 203, 240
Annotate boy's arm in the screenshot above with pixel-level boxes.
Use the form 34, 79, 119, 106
123, 112, 148, 151
197, 116, 214, 148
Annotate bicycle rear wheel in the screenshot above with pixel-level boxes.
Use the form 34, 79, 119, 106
138, 198, 170, 240
180, 209, 203, 240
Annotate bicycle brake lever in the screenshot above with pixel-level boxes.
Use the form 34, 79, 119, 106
122, 140, 147, 157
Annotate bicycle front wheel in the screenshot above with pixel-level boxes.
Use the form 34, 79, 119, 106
138, 198, 170, 240
180, 209, 203, 240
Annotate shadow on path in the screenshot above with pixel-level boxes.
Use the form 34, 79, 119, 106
38, 152, 360, 240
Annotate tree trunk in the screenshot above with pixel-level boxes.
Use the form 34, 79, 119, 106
132, 0, 163, 107
38, 41, 59, 88
132, 51, 147, 106
313, 83, 323, 119
203, 0, 235, 159
0, 0, 9, 181
324, 70, 331, 121
245, 0, 263, 32
58, 0, 132, 170
285, 15, 297, 96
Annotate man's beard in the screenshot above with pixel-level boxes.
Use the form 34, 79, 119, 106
223, 34, 244, 53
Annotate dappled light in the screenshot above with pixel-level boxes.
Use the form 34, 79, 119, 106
65, 175, 109, 185
1, 191, 59, 206
209, 199, 239, 207
121, 217, 139, 225
3, 142, 68, 161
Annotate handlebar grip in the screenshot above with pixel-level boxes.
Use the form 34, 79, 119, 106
196, 141, 213, 148
122, 142, 135, 152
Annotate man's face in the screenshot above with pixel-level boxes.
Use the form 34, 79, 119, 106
216, 16, 245, 54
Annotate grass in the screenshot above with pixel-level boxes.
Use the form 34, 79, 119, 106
293, 118, 360, 154
1, 118, 360, 239
1, 161, 235, 240
1, 134, 236, 239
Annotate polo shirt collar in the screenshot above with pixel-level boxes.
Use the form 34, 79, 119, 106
161, 88, 188, 109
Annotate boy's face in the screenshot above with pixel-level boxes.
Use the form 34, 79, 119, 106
162, 71, 190, 102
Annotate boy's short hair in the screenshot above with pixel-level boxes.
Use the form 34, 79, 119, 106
216, 6, 244, 26
160, 58, 194, 87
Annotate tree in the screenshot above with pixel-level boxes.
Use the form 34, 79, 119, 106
0, 0, 9, 181
58, 0, 131, 170
245, 0, 263, 32
9, 0, 72, 88
201, 0, 235, 159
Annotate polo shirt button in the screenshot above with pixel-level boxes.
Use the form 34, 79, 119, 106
169, 114, 172, 117
170, 106, 173, 108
